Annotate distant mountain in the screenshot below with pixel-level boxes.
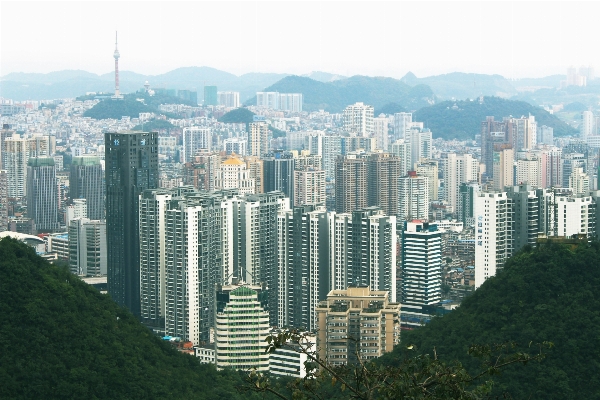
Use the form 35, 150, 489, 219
0, 67, 288, 102
413, 96, 577, 140
380, 242, 600, 398
245, 75, 434, 113
512, 75, 565, 90
302, 71, 347, 82
401, 71, 517, 100
0, 237, 260, 399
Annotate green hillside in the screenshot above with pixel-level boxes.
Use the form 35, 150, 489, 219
218, 107, 256, 124
245, 75, 434, 112
380, 242, 600, 398
83, 92, 194, 120
0, 238, 261, 399
414, 96, 577, 140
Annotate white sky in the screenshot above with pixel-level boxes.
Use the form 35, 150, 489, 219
0, 1, 597, 79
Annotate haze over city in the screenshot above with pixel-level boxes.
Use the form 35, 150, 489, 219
1, 1, 598, 79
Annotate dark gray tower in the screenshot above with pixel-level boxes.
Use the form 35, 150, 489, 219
70, 156, 104, 220
26, 157, 59, 233
263, 151, 295, 199
105, 131, 158, 315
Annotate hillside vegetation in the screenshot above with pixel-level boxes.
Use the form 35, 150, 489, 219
0, 238, 261, 399
83, 92, 192, 120
414, 96, 577, 140
380, 242, 600, 399
245, 75, 434, 112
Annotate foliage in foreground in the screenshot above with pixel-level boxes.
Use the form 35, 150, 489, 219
381, 242, 600, 399
0, 238, 259, 400
243, 330, 549, 399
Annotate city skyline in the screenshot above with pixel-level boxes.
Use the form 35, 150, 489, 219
1, 1, 598, 79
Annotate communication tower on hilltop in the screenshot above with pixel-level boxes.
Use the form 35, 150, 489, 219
112, 32, 123, 99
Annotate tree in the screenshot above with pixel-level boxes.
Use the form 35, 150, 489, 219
242, 329, 551, 400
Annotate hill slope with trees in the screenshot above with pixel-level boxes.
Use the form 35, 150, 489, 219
245, 75, 434, 112
0, 238, 260, 399
380, 242, 600, 399
413, 96, 577, 140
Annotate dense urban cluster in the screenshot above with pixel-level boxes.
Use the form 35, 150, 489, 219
1, 63, 599, 378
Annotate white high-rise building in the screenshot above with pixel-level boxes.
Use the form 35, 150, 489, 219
342, 102, 374, 137
443, 153, 479, 213
406, 129, 432, 170
68, 218, 107, 276
393, 112, 412, 140
390, 139, 411, 176
183, 127, 212, 163
493, 146, 514, 191
5, 135, 28, 197
217, 91, 240, 108
569, 166, 589, 195
555, 194, 594, 237
373, 114, 389, 150
415, 160, 439, 201
516, 158, 542, 187
248, 122, 271, 157
256, 92, 280, 109
474, 192, 512, 288
398, 172, 429, 221
223, 137, 247, 156
293, 168, 326, 207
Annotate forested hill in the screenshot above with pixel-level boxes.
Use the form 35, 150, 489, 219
414, 96, 577, 140
379, 242, 600, 399
0, 238, 260, 399
245, 75, 434, 113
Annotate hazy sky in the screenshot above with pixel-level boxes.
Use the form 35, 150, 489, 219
1, 1, 597, 79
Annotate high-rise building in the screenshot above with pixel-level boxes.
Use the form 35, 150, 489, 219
401, 221, 442, 307
373, 114, 389, 150
245, 156, 264, 194
342, 102, 374, 137
443, 153, 479, 213
367, 153, 401, 217
293, 167, 326, 207
278, 93, 303, 112
248, 122, 271, 157
390, 139, 411, 176
474, 191, 512, 288
277, 205, 330, 330
457, 182, 480, 226
217, 91, 240, 108
26, 157, 59, 233
581, 111, 594, 139
569, 167, 590, 194
0, 170, 7, 232
68, 218, 107, 276
415, 159, 439, 201
204, 86, 218, 106
263, 152, 295, 200
223, 137, 247, 156
406, 129, 432, 169
516, 156, 542, 188
335, 154, 367, 213
492, 145, 514, 191
70, 156, 103, 220
182, 150, 221, 191
215, 284, 270, 371
315, 287, 400, 365
105, 131, 158, 316
182, 127, 212, 163
513, 115, 537, 150
256, 92, 280, 109
398, 171, 429, 221
5, 135, 28, 198
538, 125, 554, 146
393, 112, 412, 140
481, 116, 511, 179
562, 153, 586, 187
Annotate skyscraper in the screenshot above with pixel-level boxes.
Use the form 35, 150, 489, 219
263, 152, 295, 200
182, 127, 212, 162
581, 111, 594, 139
5, 135, 28, 198
248, 122, 271, 157
367, 152, 401, 217
335, 154, 367, 213
373, 114, 389, 150
398, 171, 429, 221
342, 102, 374, 137
401, 221, 442, 307
105, 131, 158, 316
443, 153, 479, 213
26, 157, 59, 233
204, 86, 218, 106
70, 156, 104, 220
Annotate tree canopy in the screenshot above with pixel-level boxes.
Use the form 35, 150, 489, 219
0, 238, 260, 400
